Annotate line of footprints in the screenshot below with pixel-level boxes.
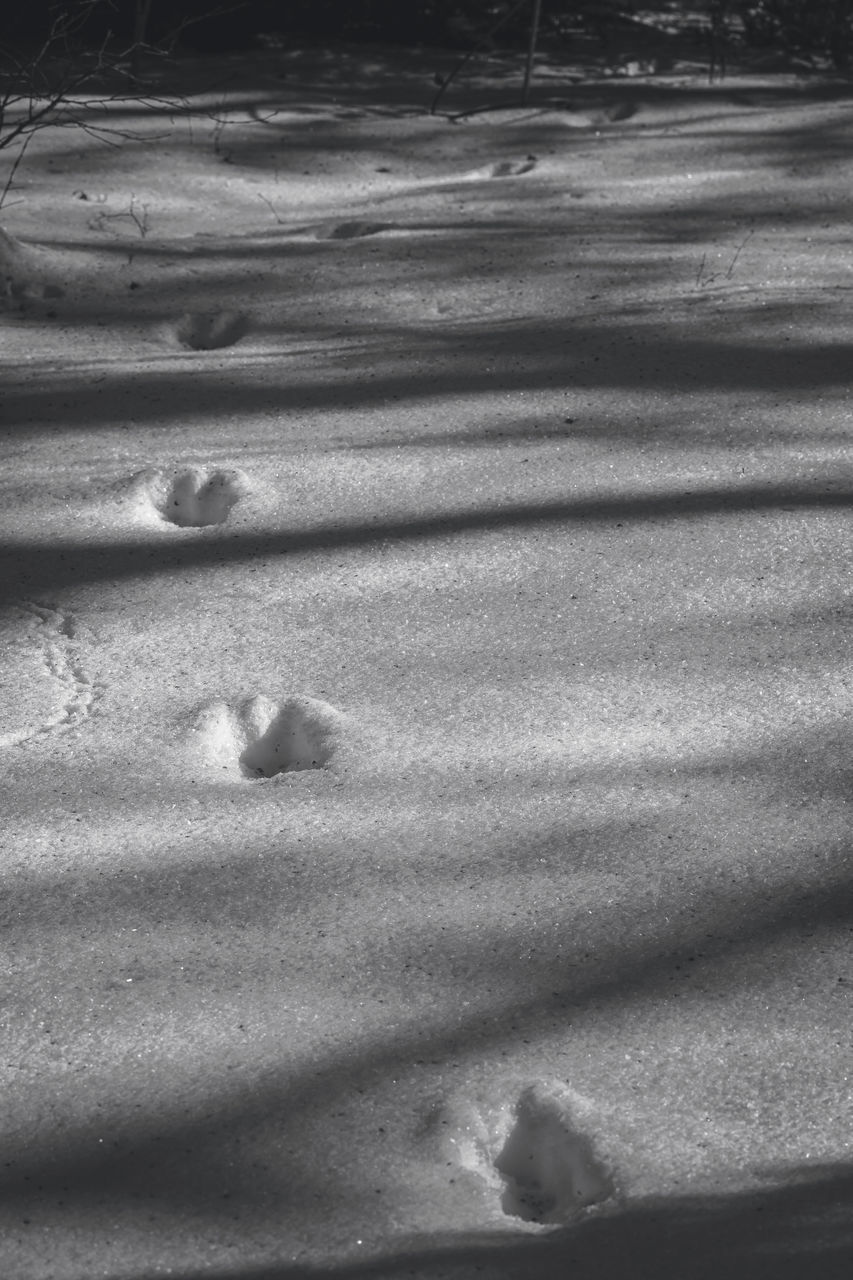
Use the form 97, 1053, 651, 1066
130, 466, 617, 1220
126, 464, 346, 781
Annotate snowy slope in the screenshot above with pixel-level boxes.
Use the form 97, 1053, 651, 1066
1, 45, 852, 1279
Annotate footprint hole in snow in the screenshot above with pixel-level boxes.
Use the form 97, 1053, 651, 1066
320, 220, 393, 240
174, 311, 249, 350
239, 700, 336, 778
493, 1085, 615, 1225
156, 468, 244, 527
490, 159, 537, 178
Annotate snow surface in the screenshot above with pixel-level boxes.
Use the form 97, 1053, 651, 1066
1, 43, 852, 1279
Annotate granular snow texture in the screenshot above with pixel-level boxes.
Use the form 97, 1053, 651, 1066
0, 42, 851, 1280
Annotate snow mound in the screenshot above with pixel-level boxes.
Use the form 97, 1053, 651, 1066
132, 466, 249, 527
192, 693, 346, 779
173, 311, 249, 350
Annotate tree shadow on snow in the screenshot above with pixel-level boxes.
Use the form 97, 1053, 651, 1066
0, 785, 849, 1234
4, 315, 853, 438
1, 711, 850, 1271
1, 478, 852, 605
84, 1163, 853, 1278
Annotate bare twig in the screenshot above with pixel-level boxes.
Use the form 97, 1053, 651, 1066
0, 0, 178, 182
88, 196, 150, 238
522, 0, 543, 105
212, 108, 228, 156
725, 228, 753, 277
256, 192, 285, 225
128, 196, 149, 238
160, 1, 248, 55
0, 130, 34, 210
695, 230, 754, 288
0, 8, 177, 214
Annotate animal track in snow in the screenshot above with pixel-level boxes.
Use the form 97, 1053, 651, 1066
457, 159, 538, 184
0, 602, 96, 748
494, 1085, 616, 1223
444, 1082, 616, 1227
192, 694, 346, 779
318, 221, 394, 240
174, 311, 249, 350
488, 159, 537, 178
139, 466, 248, 527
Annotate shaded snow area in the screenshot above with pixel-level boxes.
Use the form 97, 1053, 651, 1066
1, 44, 852, 1280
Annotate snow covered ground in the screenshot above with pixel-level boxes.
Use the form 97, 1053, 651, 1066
1, 43, 852, 1279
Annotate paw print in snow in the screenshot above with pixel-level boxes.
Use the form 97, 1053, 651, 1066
494, 1084, 616, 1223
442, 1081, 617, 1227
192, 694, 346, 779
174, 311, 249, 350
160, 467, 243, 527
489, 159, 537, 178
239, 695, 338, 777
132, 466, 248, 527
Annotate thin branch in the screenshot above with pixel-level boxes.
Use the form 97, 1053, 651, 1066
522, 0, 543, 105
694, 230, 754, 289
725, 229, 754, 278
88, 196, 150, 238
160, 1, 248, 55
256, 192, 285, 225
0, 130, 33, 210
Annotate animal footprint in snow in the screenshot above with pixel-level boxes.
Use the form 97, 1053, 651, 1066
318, 221, 393, 240
193, 694, 346, 779
494, 1084, 615, 1223
159, 468, 243, 527
489, 159, 537, 178
444, 1082, 616, 1226
138, 466, 248, 527
174, 311, 249, 350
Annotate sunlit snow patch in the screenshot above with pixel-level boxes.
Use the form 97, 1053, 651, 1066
132, 466, 248, 527
192, 694, 345, 779
174, 311, 249, 350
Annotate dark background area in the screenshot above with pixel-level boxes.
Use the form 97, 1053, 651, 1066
3, 0, 853, 69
